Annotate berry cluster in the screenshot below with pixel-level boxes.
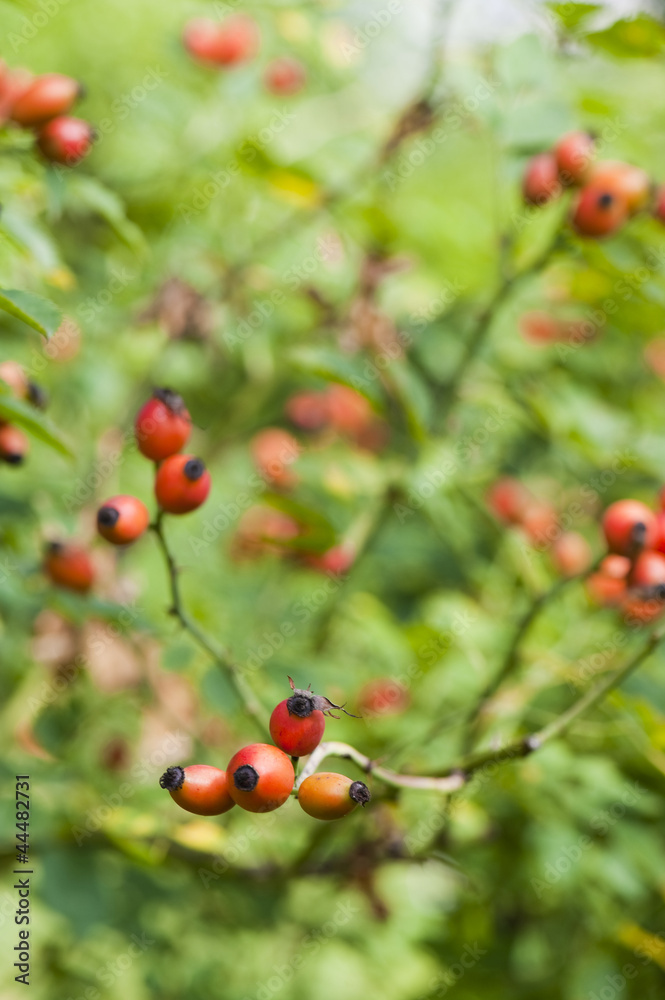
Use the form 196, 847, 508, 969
182, 15, 306, 96
0, 360, 48, 466
160, 678, 370, 821
523, 130, 663, 238
0, 62, 94, 166
97, 388, 209, 546
590, 496, 665, 623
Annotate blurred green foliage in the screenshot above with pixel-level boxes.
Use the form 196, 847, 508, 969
2, 1, 665, 998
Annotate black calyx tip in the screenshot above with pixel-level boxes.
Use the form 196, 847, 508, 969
97, 505, 119, 528
154, 387, 186, 415
4, 452, 23, 465
631, 521, 647, 550
598, 192, 614, 209
159, 765, 185, 791
287, 693, 315, 718
27, 382, 48, 409
184, 458, 205, 482
349, 781, 371, 807
46, 541, 64, 555
233, 764, 259, 792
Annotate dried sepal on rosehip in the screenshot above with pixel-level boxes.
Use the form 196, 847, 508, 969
270, 677, 359, 758
286, 675, 359, 720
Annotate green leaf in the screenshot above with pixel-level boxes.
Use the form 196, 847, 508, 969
0, 288, 62, 339
65, 175, 146, 252
548, 2, 601, 31
288, 346, 383, 407
0, 388, 72, 457
586, 16, 665, 57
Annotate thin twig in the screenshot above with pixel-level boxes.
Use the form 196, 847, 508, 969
294, 741, 466, 794
150, 511, 268, 737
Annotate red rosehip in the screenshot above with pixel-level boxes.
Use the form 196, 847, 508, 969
285, 391, 329, 431
270, 693, 325, 759
264, 57, 306, 96
358, 678, 410, 717
10, 73, 82, 127
250, 428, 300, 488
159, 764, 235, 816
523, 153, 560, 205
572, 184, 627, 237
486, 477, 530, 525
629, 550, 665, 589
521, 499, 558, 545
589, 161, 651, 216
135, 388, 191, 461
183, 15, 259, 67
0, 66, 33, 123
37, 116, 94, 166
0, 423, 28, 464
519, 311, 562, 345
226, 743, 294, 813
97, 495, 150, 545
552, 532, 592, 577
303, 544, 355, 575
554, 131, 595, 185
653, 511, 665, 554
44, 541, 95, 593
602, 499, 657, 556
325, 385, 373, 436
154, 455, 211, 514
297, 772, 370, 820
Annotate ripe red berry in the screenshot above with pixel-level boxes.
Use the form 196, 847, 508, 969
629, 550, 665, 590
303, 544, 355, 575
519, 311, 562, 345
486, 477, 530, 524
135, 388, 191, 461
97, 495, 150, 545
226, 743, 294, 813
264, 57, 306, 96
0, 423, 28, 464
554, 131, 595, 184
297, 772, 370, 820
326, 385, 373, 437
251, 428, 300, 488
358, 678, 410, 718
10, 73, 82, 127
602, 499, 657, 556
551, 531, 592, 577
572, 184, 627, 237
285, 391, 329, 431
269, 677, 333, 757
183, 15, 259, 67
159, 764, 235, 816
0, 66, 33, 123
44, 541, 95, 593
589, 161, 651, 215
523, 153, 560, 205
653, 511, 665, 554
37, 116, 94, 165
0, 360, 28, 397
154, 455, 211, 514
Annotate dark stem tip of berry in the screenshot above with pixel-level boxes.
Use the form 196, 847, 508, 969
27, 382, 48, 409
4, 452, 23, 465
46, 541, 64, 555
287, 694, 314, 718
598, 192, 614, 209
631, 521, 647, 549
159, 765, 185, 791
233, 764, 259, 792
154, 387, 186, 415
184, 458, 205, 481
97, 505, 119, 528
350, 781, 371, 806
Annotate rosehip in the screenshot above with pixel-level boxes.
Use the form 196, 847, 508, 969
154, 455, 211, 514
629, 550, 665, 590
589, 161, 651, 215
486, 477, 530, 524
552, 531, 592, 577
135, 388, 191, 461
44, 541, 95, 593
159, 764, 235, 816
326, 385, 372, 436
572, 184, 627, 237
519, 311, 562, 345
226, 743, 294, 813
251, 428, 300, 488
183, 15, 259, 67
521, 500, 558, 545
264, 57, 306, 96
297, 772, 370, 820
303, 544, 355, 575
654, 511, 665, 554
358, 678, 410, 717
270, 689, 325, 759
10, 73, 82, 127
285, 391, 329, 431
37, 116, 94, 165
523, 153, 560, 205
554, 131, 595, 184
0, 67, 33, 123
602, 499, 657, 556
0, 361, 28, 397
0, 423, 28, 464
97, 495, 150, 545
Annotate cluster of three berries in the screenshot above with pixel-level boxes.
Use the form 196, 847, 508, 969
97, 389, 210, 545
160, 680, 370, 821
